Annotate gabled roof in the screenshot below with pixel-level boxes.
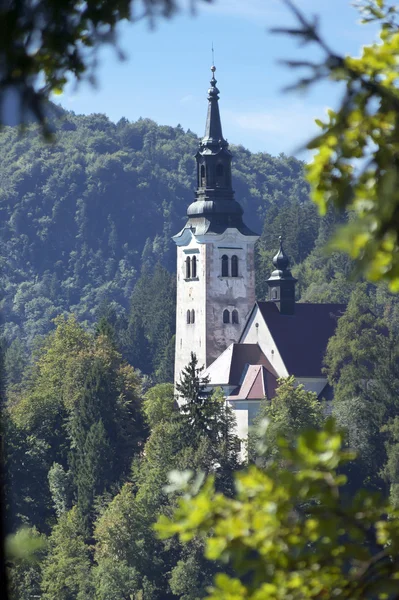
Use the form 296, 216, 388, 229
205, 342, 278, 387
227, 365, 277, 401
255, 301, 346, 377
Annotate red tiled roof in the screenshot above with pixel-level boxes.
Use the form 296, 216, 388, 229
256, 301, 346, 377
227, 364, 277, 401
228, 343, 278, 384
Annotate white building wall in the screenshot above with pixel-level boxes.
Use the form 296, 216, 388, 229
240, 304, 288, 377
174, 236, 207, 386
227, 400, 261, 442
174, 228, 258, 386
205, 232, 257, 367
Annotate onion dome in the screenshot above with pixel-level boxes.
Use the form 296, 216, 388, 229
272, 236, 290, 272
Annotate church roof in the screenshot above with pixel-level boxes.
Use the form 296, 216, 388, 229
205, 342, 278, 387
255, 301, 346, 377
227, 365, 277, 401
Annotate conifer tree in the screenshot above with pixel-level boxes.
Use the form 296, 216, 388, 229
94, 315, 117, 345
177, 355, 239, 492
68, 359, 122, 536
324, 283, 399, 491
176, 352, 212, 444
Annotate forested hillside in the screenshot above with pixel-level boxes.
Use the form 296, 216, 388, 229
1, 107, 319, 381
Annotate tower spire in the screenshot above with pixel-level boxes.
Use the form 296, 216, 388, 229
203, 64, 226, 147
173, 65, 258, 238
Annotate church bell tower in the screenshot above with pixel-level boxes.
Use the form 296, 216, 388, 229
173, 66, 259, 385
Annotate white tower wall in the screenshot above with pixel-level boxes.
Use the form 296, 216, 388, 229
174, 228, 258, 386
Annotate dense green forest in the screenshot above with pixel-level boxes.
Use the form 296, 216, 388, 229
4, 109, 399, 598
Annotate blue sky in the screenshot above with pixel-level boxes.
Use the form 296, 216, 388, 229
58, 0, 379, 157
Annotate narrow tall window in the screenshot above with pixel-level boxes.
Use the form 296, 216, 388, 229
223, 309, 230, 324
231, 255, 238, 277
192, 256, 197, 278
221, 255, 229, 277
187, 310, 191, 324
191, 309, 195, 324
200, 164, 206, 186
185, 256, 191, 279
232, 309, 239, 324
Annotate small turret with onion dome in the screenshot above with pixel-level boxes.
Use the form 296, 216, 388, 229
267, 236, 297, 315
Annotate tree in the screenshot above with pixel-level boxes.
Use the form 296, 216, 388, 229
68, 356, 141, 537
6, 527, 46, 600
94, 483, 164, 599
3, 416, 52, 532
324, 284, 386, 403
143, 383, 175, 430
47, 463, 74, 518
4, 338, 28, 388
9, 315, 92, 458
248, 376, 325, 466
156, 420, 399, 600
168, 538, 218, 600
381, 417, 399, 507
5, 316, 144, 534
176, 352, 216, 444
40, 507, 93, 600
324, 284, 396, 490
177, 356, 239, 491
278, 0, 399, 289
128, 264, 176, 378
94, 359, 239, 599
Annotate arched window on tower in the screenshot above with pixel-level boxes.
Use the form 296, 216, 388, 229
187, 310, 191, 324
192, 256, 197, 278
200, 164, 206, 187
223, 309, 230, 324
231, 255, 238, 277
232, 309, 239, 324
191, 309, 195, 324
216, 163, 224, 187
221, 255, 229, 277
185, 256, 191, 279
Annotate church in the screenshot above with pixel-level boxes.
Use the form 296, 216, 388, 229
173, 65, 345, 442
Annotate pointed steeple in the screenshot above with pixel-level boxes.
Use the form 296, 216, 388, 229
267, 236, 297, 315
173, 65, 258, 238
202, 66, 226, 148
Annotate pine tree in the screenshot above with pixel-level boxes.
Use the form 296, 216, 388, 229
176, 352, 213, 444
324, 283, 396, 491
177, 355, 239, 492
95, 315, 117, 345
68, 360, 120, 536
